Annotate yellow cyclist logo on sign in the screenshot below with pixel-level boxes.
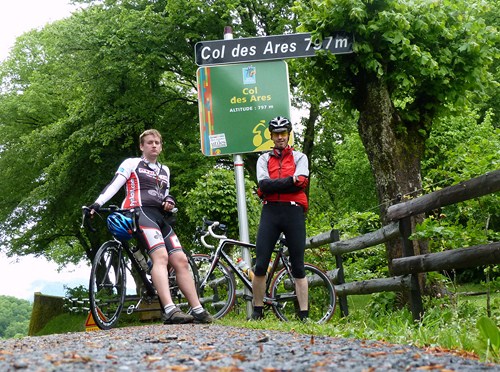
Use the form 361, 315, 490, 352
252, 120, 294, 152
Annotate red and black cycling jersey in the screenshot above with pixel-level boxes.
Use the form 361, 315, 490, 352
256, 145, 309, 210
117, 157, 170, 209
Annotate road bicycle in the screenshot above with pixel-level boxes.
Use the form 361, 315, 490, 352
81, 205, 199, 330
192, 219, 336, 323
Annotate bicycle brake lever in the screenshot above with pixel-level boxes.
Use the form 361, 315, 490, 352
81, 206, 96, 233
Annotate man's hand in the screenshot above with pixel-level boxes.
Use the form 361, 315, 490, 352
89, 203, 100, 215
256, 188, 264, 199
293, 175, 309, 188
162, 196, 176, 211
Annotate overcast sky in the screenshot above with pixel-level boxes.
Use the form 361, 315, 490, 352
0, 0, 82, 61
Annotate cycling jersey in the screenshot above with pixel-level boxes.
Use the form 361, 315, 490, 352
116, 157, 170, 209
256, 145, 309, 210
95, 157, 171, 209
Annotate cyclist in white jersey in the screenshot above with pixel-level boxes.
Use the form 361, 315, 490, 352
89, 129, 212, 324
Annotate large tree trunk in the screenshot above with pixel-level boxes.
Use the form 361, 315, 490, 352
355, 77, 427, 274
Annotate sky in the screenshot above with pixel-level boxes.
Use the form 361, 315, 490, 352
0, 0, 88, 301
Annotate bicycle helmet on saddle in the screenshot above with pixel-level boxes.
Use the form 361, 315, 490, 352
268, 116, 292, 133
107, 212, 134, 241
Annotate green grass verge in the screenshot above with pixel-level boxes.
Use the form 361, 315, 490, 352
217, 289, 499, 364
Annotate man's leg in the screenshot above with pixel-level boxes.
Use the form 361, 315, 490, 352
169, 250, 200, 307
150, 248, 174, 305
294, 277, 308, 311
150, 248, 194, 324
252, 275, 267, 307
252, 206, 280, 319
283, 206, 308, 319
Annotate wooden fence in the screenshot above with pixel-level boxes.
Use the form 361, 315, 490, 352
305, 169, 500, 320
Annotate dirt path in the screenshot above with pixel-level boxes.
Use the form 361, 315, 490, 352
0, 324, 498, 371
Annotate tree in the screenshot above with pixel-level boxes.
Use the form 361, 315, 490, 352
294, 0, 498, 271
0, 296, 31, 339
0, 0, 304, 269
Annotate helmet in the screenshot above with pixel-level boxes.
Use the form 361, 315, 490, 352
107, 212, 134, 240
268, 116, 292, 133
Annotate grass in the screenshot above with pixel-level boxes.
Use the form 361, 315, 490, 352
217, 288, 499, 364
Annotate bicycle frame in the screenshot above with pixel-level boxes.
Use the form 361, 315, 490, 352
118, 239, 158, 313
83, 206, 159, 314
198, 221, 294, 307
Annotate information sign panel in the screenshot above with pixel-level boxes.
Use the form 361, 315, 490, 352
197, 61, 291, 156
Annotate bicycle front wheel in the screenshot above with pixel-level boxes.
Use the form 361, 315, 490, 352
270, 263, 336, 324
89, 241, 127, 330
191, 254, 236, 319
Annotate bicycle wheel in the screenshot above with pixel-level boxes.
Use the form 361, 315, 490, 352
191, 254, 236, 319
270, 263, 336, 324
89, 241, 127, 330
168, 249, 200, 312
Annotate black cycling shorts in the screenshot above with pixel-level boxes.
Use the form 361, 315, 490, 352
254, 202, 306, 278
136, 206, 183, 256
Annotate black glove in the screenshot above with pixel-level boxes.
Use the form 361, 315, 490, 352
89, 203, 101, 213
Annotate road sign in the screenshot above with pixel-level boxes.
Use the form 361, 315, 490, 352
85, 311, 99, 332
197, 61, 291, 156
195, 32, 353, 66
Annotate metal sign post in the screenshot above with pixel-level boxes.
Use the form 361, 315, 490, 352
224, 27, 253, 316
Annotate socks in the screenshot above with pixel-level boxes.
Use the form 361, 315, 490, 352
164, 304, 176, 315
191, 305, 204, 314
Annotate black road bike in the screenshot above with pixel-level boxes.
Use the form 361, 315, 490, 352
192, 219, 336, 323
81, 206, 199, 330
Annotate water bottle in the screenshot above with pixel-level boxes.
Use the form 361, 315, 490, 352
267, 260, 273, 274
132, 246, 148, 272
237, 257, 254, 280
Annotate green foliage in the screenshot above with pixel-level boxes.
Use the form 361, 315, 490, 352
476, 316, 500, 361
295, 0, 498, 121
308, 109, 377, 224
219, 285, 500, 363
414, 107, 500, 256
366, 292, 397, 317
321, 211, 387, 282
343, 246, 389, 282
184, 167, 262, 244
335, 211, 382, 238
412, 216, 494, 252
0, 296, 32, 339
64, 284, 88, 299
34, 313, 87, 336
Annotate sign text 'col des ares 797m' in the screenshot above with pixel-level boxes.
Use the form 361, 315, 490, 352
195, 32, 354, 66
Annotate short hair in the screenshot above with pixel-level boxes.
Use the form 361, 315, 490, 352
139, 129, 162, 145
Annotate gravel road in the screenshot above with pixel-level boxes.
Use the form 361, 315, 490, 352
0, 324, 498, 371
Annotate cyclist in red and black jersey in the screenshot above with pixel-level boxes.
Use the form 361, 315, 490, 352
252, 117, 310, 321
89, 129, 212, 324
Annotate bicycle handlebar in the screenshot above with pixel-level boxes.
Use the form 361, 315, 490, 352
81, 205, 141, 234
198, 219, 228, 249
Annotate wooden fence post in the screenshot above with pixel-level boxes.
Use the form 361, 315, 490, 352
399, 217, 424, 320
330, 230, 348, 316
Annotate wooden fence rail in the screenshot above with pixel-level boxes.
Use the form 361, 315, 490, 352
304, 169, 500, 320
